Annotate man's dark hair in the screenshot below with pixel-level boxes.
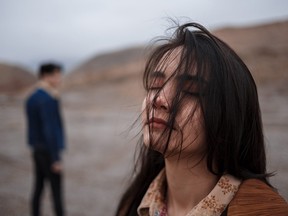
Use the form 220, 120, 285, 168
38, 63, 63, 78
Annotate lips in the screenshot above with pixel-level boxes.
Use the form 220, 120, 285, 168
148, 117, 172, 129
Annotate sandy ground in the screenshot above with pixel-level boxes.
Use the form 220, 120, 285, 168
0, 81, 287, 216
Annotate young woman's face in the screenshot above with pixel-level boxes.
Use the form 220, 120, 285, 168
142, 49, 207, 158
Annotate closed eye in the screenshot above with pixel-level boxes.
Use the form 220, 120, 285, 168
148, 79, 163, 91
148, 86, 161, 91
148, 72, 165, 91
182, 90, 200, 97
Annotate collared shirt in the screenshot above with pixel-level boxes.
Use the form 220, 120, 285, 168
137, 170, 241, 216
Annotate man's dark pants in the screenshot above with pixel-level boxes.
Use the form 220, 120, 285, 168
31, 150, 64, 216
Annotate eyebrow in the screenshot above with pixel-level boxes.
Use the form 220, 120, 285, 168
150, 71, 166, 78
177, 74, 206, 83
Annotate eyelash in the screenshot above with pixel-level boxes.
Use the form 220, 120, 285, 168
182, 91, 200, 97
148, 87, 161, 91
147, 87, 201, 97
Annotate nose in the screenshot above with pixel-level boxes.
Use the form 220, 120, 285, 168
152, 89, 169, 112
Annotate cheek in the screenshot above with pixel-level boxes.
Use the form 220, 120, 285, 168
177, 104, 205, 143
53, 74, 61, 84
141, 97, 147, 123
141, 95, 155, 123
177, 102, 199, 125
142, 97, 150, 146
184, 124, 206, 154
141, 97, 147, 112
55, 77, 61, 84
49, 77, 59, 86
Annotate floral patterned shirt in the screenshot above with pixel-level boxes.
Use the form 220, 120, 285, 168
137, 170, 241, 216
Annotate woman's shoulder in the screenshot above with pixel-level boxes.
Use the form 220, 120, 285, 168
227, 178, 288, 215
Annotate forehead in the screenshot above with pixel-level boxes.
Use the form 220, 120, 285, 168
155, 48, 183, 77
150, 47, 199, 81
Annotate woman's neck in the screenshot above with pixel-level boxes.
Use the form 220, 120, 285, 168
165, 155, 218, 216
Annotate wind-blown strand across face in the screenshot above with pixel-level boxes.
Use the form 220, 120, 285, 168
142, 46, 207, 159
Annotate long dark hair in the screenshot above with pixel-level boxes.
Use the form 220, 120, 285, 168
116, 22, 270, 216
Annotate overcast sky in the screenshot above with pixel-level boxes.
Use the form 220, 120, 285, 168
1, 0, 288, 72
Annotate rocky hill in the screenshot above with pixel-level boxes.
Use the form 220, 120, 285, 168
1, 20, 287, 93
65, 46, 148, 87
65, 20, 288, 90
0, 63, 36, 94
214, 21, 288, 84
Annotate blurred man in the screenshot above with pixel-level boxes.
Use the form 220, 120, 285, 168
25, 63, 65, 216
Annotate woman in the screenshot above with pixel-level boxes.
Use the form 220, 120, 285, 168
116, 22, 288, 216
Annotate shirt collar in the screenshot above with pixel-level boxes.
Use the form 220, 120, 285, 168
137, 169, 167, 216
37, 80, 60, 98
137, 169, 242, 216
